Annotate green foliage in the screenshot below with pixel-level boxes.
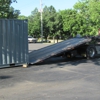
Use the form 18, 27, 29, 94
43, 6, 57, 38
18, 15, 27, 19
0, 0, 20, 18
1, 0, 100, 39
27, 0, 100, 40
73, 0, 100, 36
28, 8, 40, 38
28, 6, 64, 40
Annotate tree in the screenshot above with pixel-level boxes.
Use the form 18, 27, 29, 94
18, 15, 27, 19
43, 6, 57, 40
74, 0, 100, 36
0, 0, 20, 18
61, 9, 77, 37
42, 6, 66, 41
28, 8, 40, 38
28, 5, 64, 42
60, 0, 100, 37
88, 0, 100, 33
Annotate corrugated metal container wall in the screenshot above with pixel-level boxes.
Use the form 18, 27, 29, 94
0, 19, 29, 68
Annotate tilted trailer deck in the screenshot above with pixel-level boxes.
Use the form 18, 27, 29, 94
29, 36, 100, 64
1, 19, 100, 68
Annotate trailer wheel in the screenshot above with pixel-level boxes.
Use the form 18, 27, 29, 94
86, 46, 96, 59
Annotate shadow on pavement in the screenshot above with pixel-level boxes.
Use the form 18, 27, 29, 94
0, 76, 12, 79
31, 56, 100, 67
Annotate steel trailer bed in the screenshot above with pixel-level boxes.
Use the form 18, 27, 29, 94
29, 37, 91, 64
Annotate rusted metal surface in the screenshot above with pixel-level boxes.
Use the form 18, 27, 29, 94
29, 37, 91, 64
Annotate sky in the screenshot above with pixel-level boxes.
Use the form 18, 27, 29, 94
11, 0, 79, 16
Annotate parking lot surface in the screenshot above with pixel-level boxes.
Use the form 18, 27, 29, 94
0, 43, 100, 100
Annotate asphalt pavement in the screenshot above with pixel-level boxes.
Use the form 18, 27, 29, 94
0, 43, 100, 100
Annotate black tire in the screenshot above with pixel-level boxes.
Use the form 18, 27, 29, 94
86, 46, 96, 59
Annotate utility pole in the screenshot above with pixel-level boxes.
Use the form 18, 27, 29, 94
40, 0, 43, 43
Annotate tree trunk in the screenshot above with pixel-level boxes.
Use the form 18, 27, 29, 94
53, 36, 55, 43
